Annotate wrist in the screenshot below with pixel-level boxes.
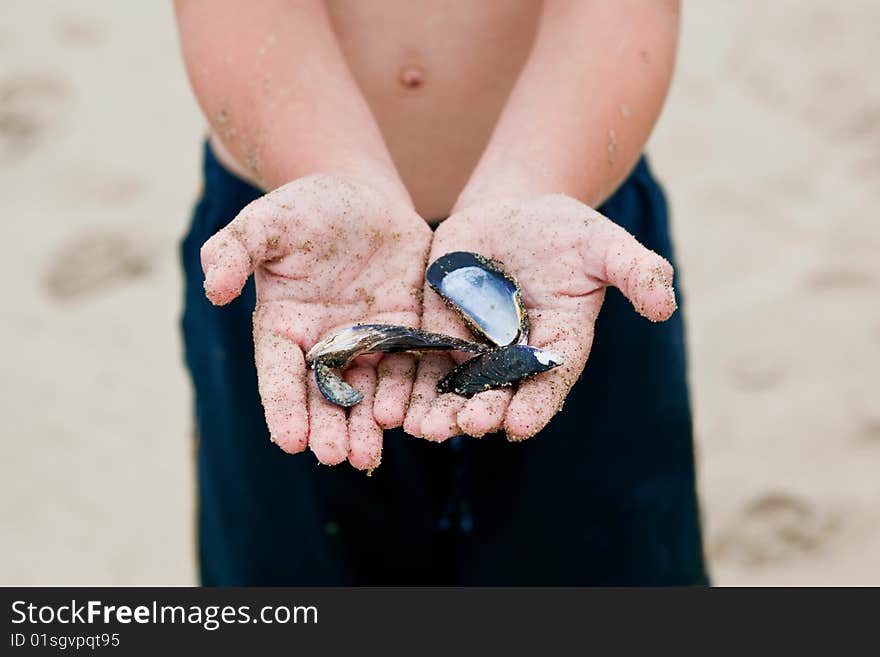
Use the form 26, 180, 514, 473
454, 144, 635, 213
454, 158, 583, 214
266, 150, 413, 210
212, 132, 413, 210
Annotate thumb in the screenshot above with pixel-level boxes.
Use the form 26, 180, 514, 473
200, 197, 274, 306
582, 208, 677, 322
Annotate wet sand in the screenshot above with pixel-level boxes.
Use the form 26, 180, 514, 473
1, 1, 878, 584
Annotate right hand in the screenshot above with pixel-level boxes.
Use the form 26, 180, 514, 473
200, 174, 431, 471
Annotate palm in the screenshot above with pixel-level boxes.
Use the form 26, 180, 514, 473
202, 175, 431, 469
404, 194, 677, 442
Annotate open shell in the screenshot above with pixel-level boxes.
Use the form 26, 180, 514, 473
426, 251, 528, 347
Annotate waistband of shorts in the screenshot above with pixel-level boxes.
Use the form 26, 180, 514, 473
202, 139, 263, 209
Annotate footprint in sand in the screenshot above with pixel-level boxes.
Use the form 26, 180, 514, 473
725, 1, 880, 159
55, 15, 107, 47
711, 492, 841, 566
0, 75, 68, 165
63, 167, 145, 206
89, 176, 144, 205
856, 416, 880, 443
851, 394, 880, 444
44, 229, 155, 301
804, 266, 875, 292
727, 351, 787, 392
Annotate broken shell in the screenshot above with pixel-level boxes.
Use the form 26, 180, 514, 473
307, 324, 490, 407
306, 324, 488, 368
436, 345, 563, 397
313, 360, 363, 408
426, 251, 528, 347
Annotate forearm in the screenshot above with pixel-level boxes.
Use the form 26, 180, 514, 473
457, 0, 679, 210
174, 0, 409, 202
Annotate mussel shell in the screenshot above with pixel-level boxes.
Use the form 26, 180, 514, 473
313, 360, 363, 408
426, 252, 528, 347
436, 344, 563, 397
306, 324, 489, 369
307, 323, 492, 407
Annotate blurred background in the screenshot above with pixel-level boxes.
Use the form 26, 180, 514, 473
2, 1, 878, 585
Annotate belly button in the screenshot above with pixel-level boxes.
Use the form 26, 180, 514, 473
399, 65, 425, 90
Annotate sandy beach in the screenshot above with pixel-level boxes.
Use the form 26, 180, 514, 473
1, 0, 878, 585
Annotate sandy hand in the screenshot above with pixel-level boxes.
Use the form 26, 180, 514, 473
201, 174, 431, 470
403, 194, 677, 442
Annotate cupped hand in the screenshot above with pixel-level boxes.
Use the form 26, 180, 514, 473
201, 174, 431, 470
403, 194, 677, 442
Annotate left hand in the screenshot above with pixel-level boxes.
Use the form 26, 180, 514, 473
403, 194, 677, 442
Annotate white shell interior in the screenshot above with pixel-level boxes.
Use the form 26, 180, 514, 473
439, 266, 519, 346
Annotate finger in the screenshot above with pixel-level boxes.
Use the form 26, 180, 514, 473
200, 196, 282, 306
254, 326, 309, 454
457, 389, 513, 438
403, 353, 454, 438
307, 371, 349, 465
583, 211, 677, 322
373, 353, 416, 429
201, 229, 253, 306
420, 393, 467, 442
504, 307, 598, 441
345, 367, 383, 471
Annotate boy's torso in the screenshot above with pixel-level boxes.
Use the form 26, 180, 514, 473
212, 0, 542, 219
